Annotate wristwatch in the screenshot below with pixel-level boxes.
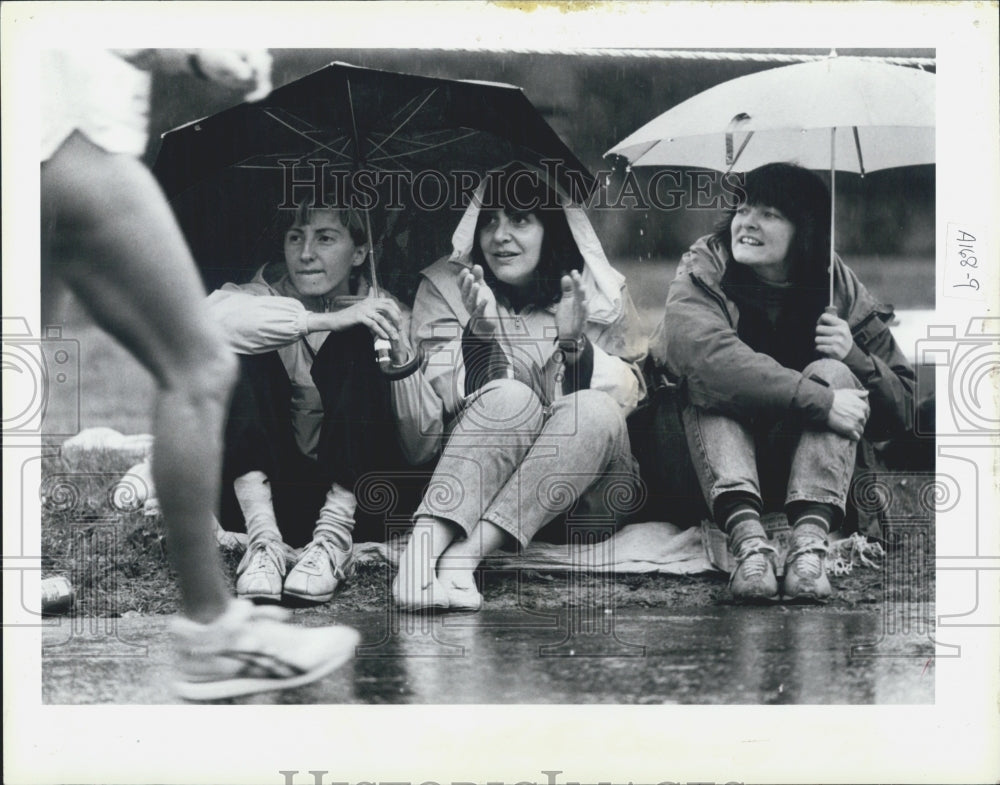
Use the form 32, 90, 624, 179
557, 334, 586, 354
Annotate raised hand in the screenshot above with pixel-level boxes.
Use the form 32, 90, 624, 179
555, 270, 588, 343
825, 388, 870, 441
815, 308, 854, 361
458, 265, 498, 335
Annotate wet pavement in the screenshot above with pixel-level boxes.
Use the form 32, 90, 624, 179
42, 606, 934, 704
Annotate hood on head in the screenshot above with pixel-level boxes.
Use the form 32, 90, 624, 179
449, 167, 625, 325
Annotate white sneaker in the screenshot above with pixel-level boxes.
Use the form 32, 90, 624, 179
171, 599, 359, 701
283, 537, 354, 603
235, 539, 287, 602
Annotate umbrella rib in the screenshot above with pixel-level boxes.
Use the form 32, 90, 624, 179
233, 142, 355, 168
262, 109, 356, 162
367, 129, 483, 165
366, 88, 440, 159
852, 127, 866, 176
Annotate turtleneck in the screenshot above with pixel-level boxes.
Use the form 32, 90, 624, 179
722, 263, 821, 373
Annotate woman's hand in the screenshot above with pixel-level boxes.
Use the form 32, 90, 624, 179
555, 271, 588, 342
815, 309, 854, 361
825, 388, 870, 441
319, 293, 404, 342
155, 50, 273, 100
459, 265, 498, 335
191, 50, 272, 100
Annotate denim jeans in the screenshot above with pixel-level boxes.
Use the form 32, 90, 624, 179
414, 379, 638, 547
681, 359, 860, 519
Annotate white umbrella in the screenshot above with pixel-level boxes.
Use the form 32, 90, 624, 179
606, 55, 935, 305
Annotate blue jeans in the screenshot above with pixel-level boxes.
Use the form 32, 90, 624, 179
415, 379, 638, 547
682, 359, 860, 520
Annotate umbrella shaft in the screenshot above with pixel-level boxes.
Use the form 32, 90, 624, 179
829, 129, 836, 308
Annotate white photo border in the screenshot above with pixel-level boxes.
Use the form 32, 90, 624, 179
3, 2, 998, 783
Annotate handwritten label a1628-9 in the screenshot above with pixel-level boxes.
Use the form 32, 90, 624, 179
945, 223, 987, 302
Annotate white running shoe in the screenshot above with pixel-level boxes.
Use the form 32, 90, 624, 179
235, 539, 287, 602
283, 537, 354, 603
171, 598, 359, 700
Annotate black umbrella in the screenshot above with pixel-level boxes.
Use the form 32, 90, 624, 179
153, 61, 596, 303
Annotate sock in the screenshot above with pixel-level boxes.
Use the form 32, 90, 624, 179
787, 501, 834, 540
714, 491, 765, 550
233, 471, 281, 546
312, 483, 356, 551
714, 491, 763, 533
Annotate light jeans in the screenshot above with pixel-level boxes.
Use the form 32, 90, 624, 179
681, 359, 860, 519
415, 379, 638, 547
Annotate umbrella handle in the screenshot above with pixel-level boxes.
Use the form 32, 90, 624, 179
377, 344, 423, 381
824, 305, 839, 318
374, 337, 392, 367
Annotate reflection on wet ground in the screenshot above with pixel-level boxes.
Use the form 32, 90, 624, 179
43, 606, 934, 704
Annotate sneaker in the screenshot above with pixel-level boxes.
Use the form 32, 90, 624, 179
729, 536, 779, 602
283, 537, 354, 603
171, 598, 359, 701
235, 539, 287, 602
783, 534, 832, 602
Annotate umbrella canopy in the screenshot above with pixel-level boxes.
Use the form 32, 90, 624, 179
606, 55, 935, 306
154, 61, 596, 298
607, 55, 934, 173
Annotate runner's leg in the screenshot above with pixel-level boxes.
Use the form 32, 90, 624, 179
42, 131, 237, 623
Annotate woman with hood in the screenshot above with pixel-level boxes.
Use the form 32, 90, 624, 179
207, 203, 439, 605
393, 166, 648, 611
650, 162, 914, 603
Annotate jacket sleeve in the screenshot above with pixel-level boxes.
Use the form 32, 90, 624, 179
654, 272, 834, 423
205, 284, 310, 354
411, 275, 468, 423
587, 287, 648, 415
843, 310, 915, 440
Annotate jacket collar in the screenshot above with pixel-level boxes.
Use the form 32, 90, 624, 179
681, 235, 884, 329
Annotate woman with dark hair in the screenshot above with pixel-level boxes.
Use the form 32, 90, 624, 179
207, 204, 438, 604
650, 162, 914, 602
393, 167, 648, 611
